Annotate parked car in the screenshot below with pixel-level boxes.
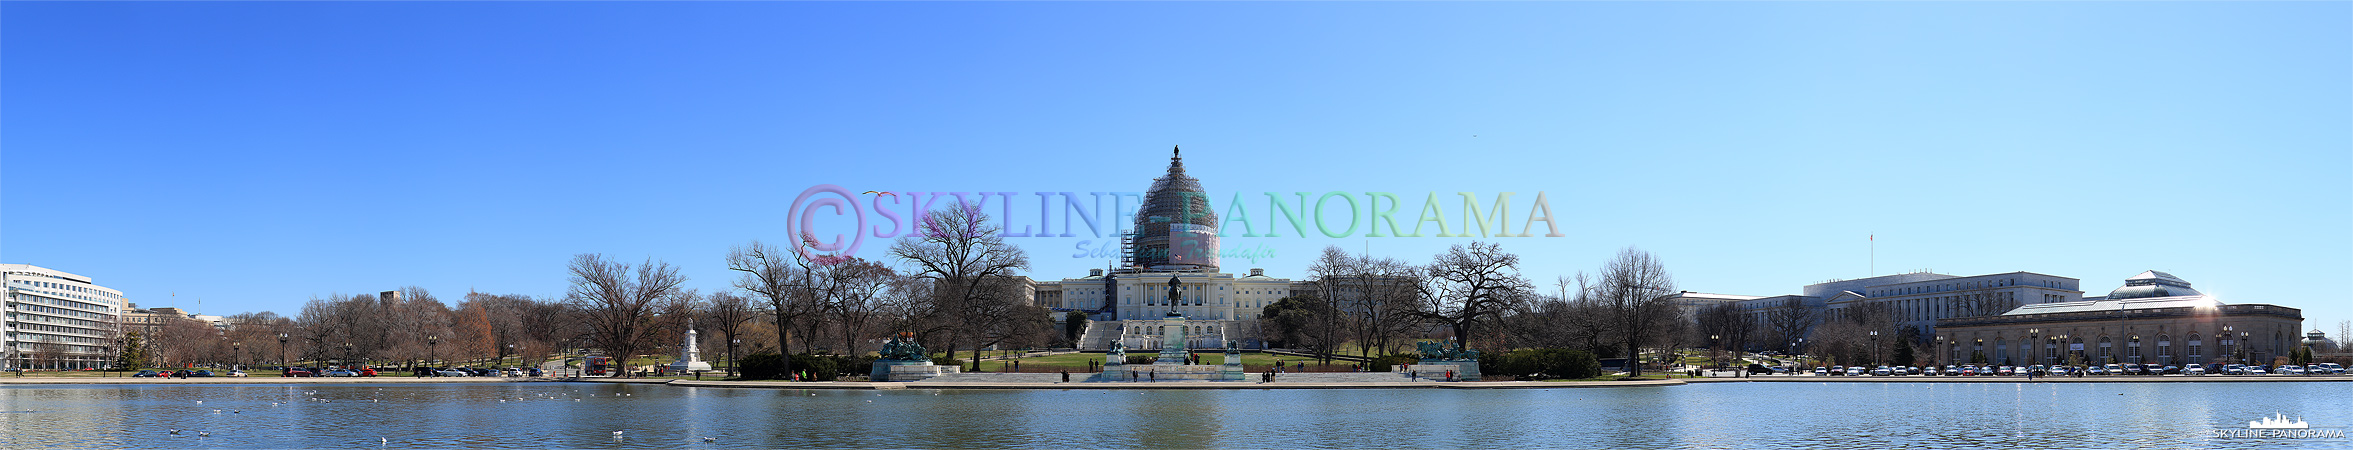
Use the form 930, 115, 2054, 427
189, 370, 216, 377
2247, 366, 2269, 376
133, 370, 161, 378
323, 369, 358, 377
437, 369, 468, 377
284, 368, 314, 377
2318, 363, 2345, 374
2186, 364, 2207, 376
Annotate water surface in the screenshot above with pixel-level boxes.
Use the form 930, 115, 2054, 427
1, 381, 2346, 448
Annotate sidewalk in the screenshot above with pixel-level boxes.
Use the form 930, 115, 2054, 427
633, 374, 1685, 390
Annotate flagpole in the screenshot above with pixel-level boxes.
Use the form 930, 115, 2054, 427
1869, 234, 1875, 277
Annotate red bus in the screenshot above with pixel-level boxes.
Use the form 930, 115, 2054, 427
584, 356, 615, 377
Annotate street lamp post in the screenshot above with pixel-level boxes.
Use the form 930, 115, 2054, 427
1709, 334, 1722, 376
343, 343, 354, 370
2028, 329, 2040, 366
1792, 338, 1805, 369
729, 338, 741, 378
505, 344, 515, 370
277, 333, 288, 371
2129, 335, 2140, 364
427, 336, 439, 375
2239, 331, 2251, 366
1974, 339, 1983, 364
1869, 331, 1880, 366
2058, 334, 2073, 367
1934, 336, 1945, 367
233, 342, 242, 371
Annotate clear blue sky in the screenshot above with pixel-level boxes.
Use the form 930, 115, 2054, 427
5, 2, 2347, 332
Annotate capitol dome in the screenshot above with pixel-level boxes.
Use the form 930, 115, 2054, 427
1130, 146, 1219, 271
2105, 270, 2202, 300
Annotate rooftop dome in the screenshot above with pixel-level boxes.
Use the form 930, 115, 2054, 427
1130, 146, 1219, 271
2105, 270, 2202, 300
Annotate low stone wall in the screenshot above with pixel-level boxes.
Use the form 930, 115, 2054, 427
1401, 363, 1480, 381
872, 361, 959, 382
1097, 364, 1235, 381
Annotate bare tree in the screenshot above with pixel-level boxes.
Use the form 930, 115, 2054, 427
1597, 247, 1677, 377
564, 254, 688, 378
705, 292, 755, 377
2338, 320, 2350, 353
1767, 297, 1817, 355
823, 259, 895, 355
1408, 242, 1536, 353
1301, 247, 1358, 360
1260, 295, 1342, 356
728, 239, 824, 377
1947, 291, 2019, 318
887, 202, 1032, 370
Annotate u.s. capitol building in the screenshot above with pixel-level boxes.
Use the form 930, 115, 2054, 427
1026, 148, 1295, 351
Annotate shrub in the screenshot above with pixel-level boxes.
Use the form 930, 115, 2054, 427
1124, 355, 1155, 365
1485, 348, 1602, 380
739, 352, 786, 380
1369, 354, 1420, 372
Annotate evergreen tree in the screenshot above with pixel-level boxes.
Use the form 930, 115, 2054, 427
115, 332, 149, 370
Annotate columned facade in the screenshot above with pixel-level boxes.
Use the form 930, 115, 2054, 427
2, 264, 128, 371
1935, 298, 2301, 367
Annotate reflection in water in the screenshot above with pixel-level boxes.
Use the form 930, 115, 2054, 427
0, 382, 2346, 448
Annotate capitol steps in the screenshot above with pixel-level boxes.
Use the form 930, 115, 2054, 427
1077, 320, 1122, 350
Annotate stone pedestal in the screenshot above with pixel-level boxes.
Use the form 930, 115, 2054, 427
871, 360, 958, 382
1409, 361, 1481, 381
669, 326, 714, 373
1155, 313, 1191, 364
1107, 364, 1232, 381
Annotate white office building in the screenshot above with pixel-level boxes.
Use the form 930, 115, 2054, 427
3, 264, 128, 370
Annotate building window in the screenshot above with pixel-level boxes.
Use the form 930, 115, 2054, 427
2098, 337, 2112, 362
2187, 334, 2202, 363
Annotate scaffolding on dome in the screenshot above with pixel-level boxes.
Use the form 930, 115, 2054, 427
1131, 146, 1220, 271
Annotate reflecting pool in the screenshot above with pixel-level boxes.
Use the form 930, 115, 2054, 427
2, 381, 2347, 448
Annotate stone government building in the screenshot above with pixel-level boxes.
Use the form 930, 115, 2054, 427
1020, 149, 2312, 358
1934, 271, 2303, 367
1670, 269, 2305, 366
1027, 147, 1298, 351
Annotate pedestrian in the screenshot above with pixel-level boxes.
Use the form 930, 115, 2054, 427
1061, 371, 1069, 382
1150, 371, 1156, 382
1013, 360, 1020, 372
